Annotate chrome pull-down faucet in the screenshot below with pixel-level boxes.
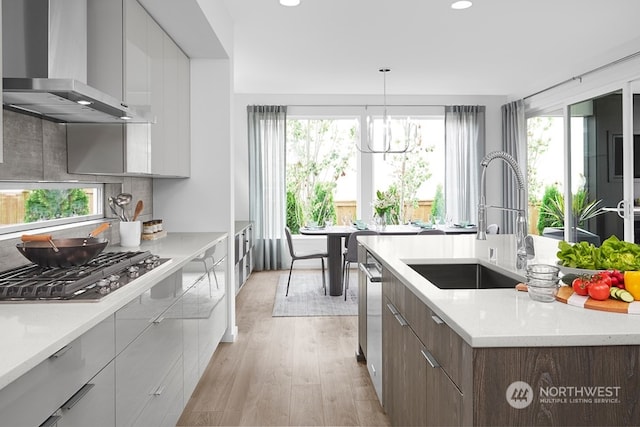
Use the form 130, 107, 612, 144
477, 151, 528, 270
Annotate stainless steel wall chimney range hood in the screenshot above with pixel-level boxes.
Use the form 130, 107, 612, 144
2, 0, 150, 123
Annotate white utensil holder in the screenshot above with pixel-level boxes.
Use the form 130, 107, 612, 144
119, 221, 142, 247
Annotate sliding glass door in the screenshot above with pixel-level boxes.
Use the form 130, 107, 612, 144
565, 92, 623, 245
528, 85, 640, 244
581, 83, 640, 244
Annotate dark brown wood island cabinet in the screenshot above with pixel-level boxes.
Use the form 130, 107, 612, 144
377, 267, 640, 426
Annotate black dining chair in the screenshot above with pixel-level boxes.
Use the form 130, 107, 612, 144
284, 227, 328, 296
342, 230, 378, 300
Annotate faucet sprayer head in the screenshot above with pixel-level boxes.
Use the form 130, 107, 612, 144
480, 151, 525, 190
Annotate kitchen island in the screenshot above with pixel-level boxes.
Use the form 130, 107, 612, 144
358, 233, 640, 426
0, 232, 227, 427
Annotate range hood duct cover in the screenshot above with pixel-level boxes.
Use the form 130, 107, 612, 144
2, 0, 151, 123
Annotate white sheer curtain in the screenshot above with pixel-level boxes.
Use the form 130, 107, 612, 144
248, 105, 287, 271
444, 106, 485, 225
501, 100, 526, 234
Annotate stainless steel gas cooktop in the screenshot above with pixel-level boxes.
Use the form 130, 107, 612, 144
0, 251, 169, 302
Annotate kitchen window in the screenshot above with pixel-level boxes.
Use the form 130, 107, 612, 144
285, 106, 445, 232
372, 115, 445, 223
286, 115, 358, 232
0, 182, 104, 235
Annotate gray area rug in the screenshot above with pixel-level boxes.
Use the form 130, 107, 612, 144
272, 272, 358, 317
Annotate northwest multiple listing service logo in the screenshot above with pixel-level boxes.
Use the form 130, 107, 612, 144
506, 381, 622, 409
506, 381, 534, 409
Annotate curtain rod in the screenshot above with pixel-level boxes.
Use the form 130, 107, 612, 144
524, 50, 640, 100
285, 104, 447, 107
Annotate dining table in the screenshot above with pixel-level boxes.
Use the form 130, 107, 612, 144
299, 223, 478, 296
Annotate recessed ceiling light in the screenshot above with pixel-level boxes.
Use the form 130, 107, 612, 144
76, 100, 92, 106
451, 1, 472, 10
280, 0, 300, 6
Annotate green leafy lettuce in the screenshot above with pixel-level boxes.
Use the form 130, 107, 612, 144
556, 235, 640, 271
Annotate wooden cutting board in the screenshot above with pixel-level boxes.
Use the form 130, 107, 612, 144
555, 286, 640, 314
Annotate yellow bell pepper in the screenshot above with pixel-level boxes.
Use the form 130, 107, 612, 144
623, 271, 640, 301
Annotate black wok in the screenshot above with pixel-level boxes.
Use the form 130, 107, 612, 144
17, 223, 110, 268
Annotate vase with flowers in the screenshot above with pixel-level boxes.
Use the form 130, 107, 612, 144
373, 188, 400, 230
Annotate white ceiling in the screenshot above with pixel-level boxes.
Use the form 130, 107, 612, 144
149, 0, 640, 99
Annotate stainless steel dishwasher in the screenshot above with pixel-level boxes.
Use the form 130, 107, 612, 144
360, 258, 383, 404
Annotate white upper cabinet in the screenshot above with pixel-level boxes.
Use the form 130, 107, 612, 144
125, 0, 151, 114
127, 0, 190, 178
69, 0, 190, 177
150, 22, 190, 177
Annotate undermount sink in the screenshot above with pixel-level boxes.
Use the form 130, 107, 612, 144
408, 263, 521, 290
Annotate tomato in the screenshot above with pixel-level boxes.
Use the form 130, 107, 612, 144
588, 280, 611, 301
588, 273, 611, 301
599, 274, 612, 287
624, 271, 640, 301
572, 277, 590, 296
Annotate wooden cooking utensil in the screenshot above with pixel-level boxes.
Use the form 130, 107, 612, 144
132, 200, 144, 222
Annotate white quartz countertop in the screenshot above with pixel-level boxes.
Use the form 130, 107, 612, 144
0, 232, 226, 390
359, 234, 640, 348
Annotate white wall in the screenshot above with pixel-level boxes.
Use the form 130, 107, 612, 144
234, 93, 508, 224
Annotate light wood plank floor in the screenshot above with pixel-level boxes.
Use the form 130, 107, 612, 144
177, 270, 390, 427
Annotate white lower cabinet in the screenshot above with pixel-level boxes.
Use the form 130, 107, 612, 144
134, 356, 184, 427
0, 238, 229, 427
183, 238, 228, 402
0, 316, 115, 427
183, 280, 200, 400
115, 272, 182, 354
115, 274, 184, 426
58, 361, 116, 427
199, 293, 227, 375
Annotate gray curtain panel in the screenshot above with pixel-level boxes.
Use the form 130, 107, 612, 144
444, 106, 485, 225
500, 100, 526, 234
248, 105, 287, 271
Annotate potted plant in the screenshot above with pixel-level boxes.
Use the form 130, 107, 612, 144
537, 185, 605, 241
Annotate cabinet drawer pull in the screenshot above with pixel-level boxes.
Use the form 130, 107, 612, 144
370, 364, 377, 376
150, 385, 166, 396
62, 383, 95, 410
394, 313, 408, 327
386, 303, 398, 316
50, 345, 72, 359
421, 349, 441, 368
386, 302, 408, 326
431, 314, 444, 325
152, 316, 165, 324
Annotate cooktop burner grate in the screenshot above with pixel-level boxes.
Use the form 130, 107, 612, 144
0, 251, 169, 302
